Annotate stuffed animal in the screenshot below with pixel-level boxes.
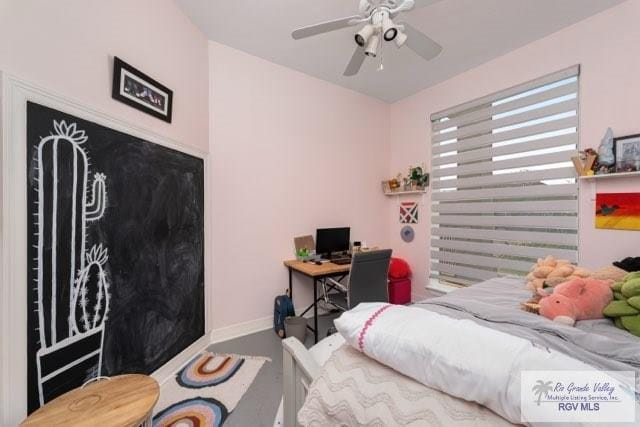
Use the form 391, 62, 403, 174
591, 265, 628, 283
537, 278, 613, 326
602, 272, 640, 336
526, 255, 591, 291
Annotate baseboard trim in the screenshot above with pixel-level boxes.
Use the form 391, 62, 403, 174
151, 333, 211, 386
210, 316, 273, 344
209, 307, 330, 345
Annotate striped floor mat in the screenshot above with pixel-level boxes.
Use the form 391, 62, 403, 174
153, 352, 269, 426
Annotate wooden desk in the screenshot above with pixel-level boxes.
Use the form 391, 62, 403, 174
284, 260, 350, 278
21, 374, 159, 427
284, 260, 350, 343
284, 259, 351, 343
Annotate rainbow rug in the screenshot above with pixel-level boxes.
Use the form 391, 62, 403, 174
153, 352, 269, 427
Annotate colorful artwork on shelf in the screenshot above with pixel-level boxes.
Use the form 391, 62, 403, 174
400, 202, 418, 224
595, 193, 640, 231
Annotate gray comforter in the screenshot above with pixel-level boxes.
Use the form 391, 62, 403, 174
417, 277, 640, 384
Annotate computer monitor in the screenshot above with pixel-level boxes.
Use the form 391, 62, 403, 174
316, 227, 350, 259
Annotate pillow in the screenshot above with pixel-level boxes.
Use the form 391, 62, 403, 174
334, 303, 594, 424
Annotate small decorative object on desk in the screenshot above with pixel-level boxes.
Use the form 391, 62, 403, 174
614, 134, 640, 173
294, 235, 315, 261
296, 248, 313, 261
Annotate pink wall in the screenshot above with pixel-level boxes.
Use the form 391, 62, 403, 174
0, 2, 210, 422
209, 41, 390, 328
388, 0, 640, 299
0, 0, 391, 336
0, 0, 209, 151
2, 0, 637, 334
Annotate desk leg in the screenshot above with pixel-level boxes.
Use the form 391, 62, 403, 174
288, 267, 293, 302
313, 278, 318, 343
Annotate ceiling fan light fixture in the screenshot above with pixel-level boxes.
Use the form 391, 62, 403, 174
394, 30, 408, 47
382, 15, 398, 41
355, 24, 375, 47
364, 34, 379, 57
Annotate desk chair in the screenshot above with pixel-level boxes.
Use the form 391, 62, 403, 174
321, 249, 392, 312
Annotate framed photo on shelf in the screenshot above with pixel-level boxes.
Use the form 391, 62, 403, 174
614, 134, 640, 172
112, 57, 173, 123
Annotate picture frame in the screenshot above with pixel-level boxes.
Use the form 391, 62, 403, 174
614, 134, 640, 172
112, 57, 173, 123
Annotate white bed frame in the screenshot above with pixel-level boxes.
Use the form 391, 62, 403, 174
281, 337, 321, 427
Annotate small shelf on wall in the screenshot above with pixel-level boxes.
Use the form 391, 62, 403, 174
383, 189, 428, 196
579, 171, 640, 180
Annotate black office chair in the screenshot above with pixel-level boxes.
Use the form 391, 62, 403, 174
322, 249, 392, 312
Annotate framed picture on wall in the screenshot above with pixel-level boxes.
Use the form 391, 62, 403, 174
112, 57, 173, 123
614, 134, 640, 172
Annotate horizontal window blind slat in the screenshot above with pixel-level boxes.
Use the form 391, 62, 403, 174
432, 215, 577, 229
431, 68, 580, 287
432, 183, 577, 201
433, 150, 576, 178
431, 262, 498, 281
431, 250, 533, 272
431, 65, 579, 121
431, 239, 577, 262
432, 98, 578, 144
432, 167, 576, 190
432, 199, 577, 214
432, 82, 578, 132
430, 275, 476, 287
432, 133, 577, 166
432, 116, 578, 154
432, 227, 577, 246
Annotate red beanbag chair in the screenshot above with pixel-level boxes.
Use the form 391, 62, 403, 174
389, 257, 412, 280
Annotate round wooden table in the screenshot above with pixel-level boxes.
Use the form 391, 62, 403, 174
21, 374, 160, 427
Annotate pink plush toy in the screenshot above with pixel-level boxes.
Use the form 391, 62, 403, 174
538, 278, 613, 326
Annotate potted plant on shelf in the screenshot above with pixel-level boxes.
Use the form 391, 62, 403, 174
408, 165, 429, 190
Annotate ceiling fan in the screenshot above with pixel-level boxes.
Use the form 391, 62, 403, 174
292, 0, 442, 76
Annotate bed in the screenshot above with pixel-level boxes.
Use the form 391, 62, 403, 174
281, 277, 640, 426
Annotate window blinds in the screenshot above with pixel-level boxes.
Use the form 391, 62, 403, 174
430, 66, 580, 286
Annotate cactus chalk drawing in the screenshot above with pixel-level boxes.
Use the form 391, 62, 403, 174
26, 102, 205, 413
33, 120, 111, 406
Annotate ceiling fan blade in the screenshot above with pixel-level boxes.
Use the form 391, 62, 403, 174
292, 15, 364, 40
344, 47, 366, 77
412, 0, 443, 9
400, 22, 442, 61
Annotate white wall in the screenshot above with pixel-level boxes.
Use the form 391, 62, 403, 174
209, 41, 390, 328
388, 0, 640, 298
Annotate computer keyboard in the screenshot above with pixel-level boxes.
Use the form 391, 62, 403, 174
331, 258, 351, 265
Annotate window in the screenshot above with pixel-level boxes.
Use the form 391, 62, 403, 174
430, 66, 580, 286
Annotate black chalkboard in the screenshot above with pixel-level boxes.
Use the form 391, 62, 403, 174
26, 102, 205, 413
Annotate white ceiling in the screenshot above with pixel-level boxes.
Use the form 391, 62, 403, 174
176, 0, 624, 103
